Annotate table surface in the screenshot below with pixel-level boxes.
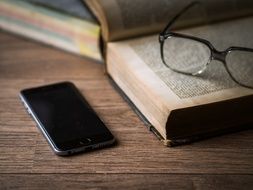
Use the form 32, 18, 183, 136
0, 31, 253, 190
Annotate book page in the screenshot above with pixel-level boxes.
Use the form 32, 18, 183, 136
129, 17, 253, 100
108, 16, 253, 111
85, 0, 253, 41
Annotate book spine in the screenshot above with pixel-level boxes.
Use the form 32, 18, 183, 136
108, 76, 169, 143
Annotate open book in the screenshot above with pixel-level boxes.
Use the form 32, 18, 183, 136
86, 0, 253, 146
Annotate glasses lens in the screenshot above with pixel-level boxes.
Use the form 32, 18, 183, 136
163, 36, 211, 74
226, 50, 253, 88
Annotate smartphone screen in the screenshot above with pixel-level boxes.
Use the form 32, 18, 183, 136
20, 82, 115, 155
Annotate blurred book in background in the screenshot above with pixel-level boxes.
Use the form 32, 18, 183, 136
0, 0, 101, 61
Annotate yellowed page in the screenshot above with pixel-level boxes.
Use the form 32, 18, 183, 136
85, 0, 253, 41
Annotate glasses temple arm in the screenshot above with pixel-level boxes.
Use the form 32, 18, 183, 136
161, 1, 200, 35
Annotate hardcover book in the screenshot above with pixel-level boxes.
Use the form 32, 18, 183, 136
86, 0, 253, 145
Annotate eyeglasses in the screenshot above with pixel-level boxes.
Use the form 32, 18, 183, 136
159, 2, 253, 89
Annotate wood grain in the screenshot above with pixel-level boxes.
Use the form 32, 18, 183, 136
0, 31, 253, 189
1, 174, 253, 190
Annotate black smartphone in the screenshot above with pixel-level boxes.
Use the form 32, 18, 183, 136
19, 82, 115, 156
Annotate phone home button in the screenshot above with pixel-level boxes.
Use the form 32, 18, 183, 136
79, 138, 91, 145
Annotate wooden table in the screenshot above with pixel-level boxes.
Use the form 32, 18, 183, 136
0, 31, 253, 190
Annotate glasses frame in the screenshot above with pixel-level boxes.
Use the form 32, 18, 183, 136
159, 1, 253, 89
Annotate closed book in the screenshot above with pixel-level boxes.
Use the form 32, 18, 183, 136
0, 0, 102, 60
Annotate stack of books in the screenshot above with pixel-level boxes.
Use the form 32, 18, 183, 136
0, 0, 101, 60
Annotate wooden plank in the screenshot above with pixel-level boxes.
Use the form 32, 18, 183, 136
31, 130, 253, 174
0, 80, 252, 174
0, 34, 102, 80
0, 132, 37, 173
1, 174, 253, 190
0, 32, 253, 177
